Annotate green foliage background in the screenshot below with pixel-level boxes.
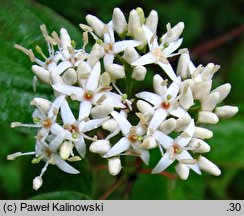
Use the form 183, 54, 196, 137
0, 0, 243, 199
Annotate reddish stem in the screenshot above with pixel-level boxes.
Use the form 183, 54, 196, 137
191, 25, 244, 55
139, 168, 177, 180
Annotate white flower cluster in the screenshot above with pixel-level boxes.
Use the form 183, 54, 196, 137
8, 8, 238, 190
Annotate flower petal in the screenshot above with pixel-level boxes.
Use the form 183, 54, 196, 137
104, 54, 114, 68
170, 107, 190, 118
104, 21, 115, 44
53, 154, 80, 174
140, 149, 150, 165
52, 84, 83, 100
177, 119, 195, 147
82, 117, 109, 132
98, 92, 125, 108
142, 25, 158, 50
153, 130, 174, 149
48, 95, 65, 118
57, 61, 72, 75
135, 91, 161, 106
152, 152, 174, 173
103, 137, 130, 158
157, 61, 178, 83
148, 108, 167, 132
78, 101, 92, 120
163, 38, 183, 56
131, 52, 157, 66
60, 99, 76, 125
50, 123, 65, 135
176, 150, 201, 174
49, 134, 65, 151
111, 111, 132, 136
74, 136, 86, 158
113, 40, 141, 54
166, 77, 181, 100
86, 62, 101, 91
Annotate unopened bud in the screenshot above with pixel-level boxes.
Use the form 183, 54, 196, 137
175, 163, 189, 180
102, 119, 118, 132
175, 116, 191, 132
128, 9, 141, 36
145, 10, 158, 34
189, 138, 210, 153
60, 28, 71, 50
193, 80, 212, 100
30, 98, 51, 113
198, 111, 219, 124
108, 157, 122, 176
86, 15, 105, 37
177, 51, 190, 79
179, 87, 194, 110
112, 8, 127, 35
33, 176, 43, 190
123, 47, 139, 63
201, 92, 220, 112
60, 141, 74, 160
136, 100, 154, 117
140, 136, 157, 149
134, 27, 147, 50
107, 64, 125, 80
194, 127, 213, 139
162, 22, 184, 43
132, 65, 147, 81
62, 68, 78, 85
159, 118, 176, 134
153, 74, 167, 95
91, 104, 113, 118
31, 65, 50, 84
89, 140, 111, 154
215, 106, 238, 119
212, 83, 231, 103
87, 43, 102, 67
198, 156, 221, 176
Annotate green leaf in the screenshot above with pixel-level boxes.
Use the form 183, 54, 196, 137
29, 191, 91, 200
0, 0, 81, 124
207, 117, 244, 167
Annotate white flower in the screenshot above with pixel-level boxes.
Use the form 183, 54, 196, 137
152, 119, 201, 175
136, 74, 188, 133
11, 95, 66, 141
103, 111, 150, 165
131, 25, 183, 82
52, 62, 125, 120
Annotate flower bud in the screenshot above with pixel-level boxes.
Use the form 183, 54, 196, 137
162, 22, 184, 43
198, 156, 221, 176
140, 136, 157, 149
215, 106, 238, 119
108, 157, 122, 176
193, 80, 212, 99
198, 111, 219, 124
112, 8, 127, 35
153, 74, 167, 95
50, 71, 64, 85
107, 64, 125, 80
86, 15, 105, 37
123, 47, 139, 63
134, 27, 147, 50
62, 68, 77, 85
212, 83, 231, 103
30, 98, 51, 113
175, 163, 189, 180
201, 92, 220, 112
89, 140, 111, 154
179, 87, 194, 110
136, 7, 145, 24
31, 65, 50, 84
201, 63, 220, 81
102, 119, 118, 132
33, 176, 43, 190
189, 138, 210, 153
175, 116, 191, 132
60, 28, 71, 49
159, 118, 176, 134
194, 127, 213, 139
136, 100, 154, 117
87, 43, 103, 67
60, 141, 74, 160
145, 10, 158, 34
132, 65, 147, 81
128, 9, 141, 36
91, 104, 114, 118
177, 51, 190, 79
